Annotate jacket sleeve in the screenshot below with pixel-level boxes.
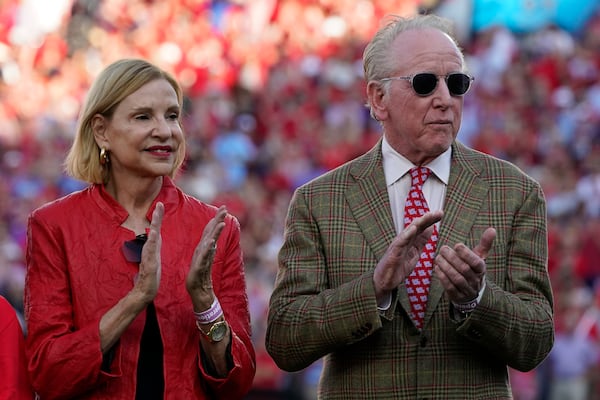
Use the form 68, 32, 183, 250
198, 214, 256, 398
0, 297, 34, 400
454, 180, 554, 372
24, 212, 120, 399
265, 188, 383, 372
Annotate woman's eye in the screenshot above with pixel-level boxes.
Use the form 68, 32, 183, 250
135, 114, 150, 120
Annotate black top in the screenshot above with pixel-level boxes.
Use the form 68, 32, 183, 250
136, 302, 164, 399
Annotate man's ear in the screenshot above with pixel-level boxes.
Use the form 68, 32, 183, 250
91, 114, 109, 149
367, 81, 387, 121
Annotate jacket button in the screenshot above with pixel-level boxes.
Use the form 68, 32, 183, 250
468, 328, 482, 339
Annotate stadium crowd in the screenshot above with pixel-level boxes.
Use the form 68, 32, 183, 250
0, 0, 599, 398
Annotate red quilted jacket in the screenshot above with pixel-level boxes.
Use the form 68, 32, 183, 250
24, 178, 255, 399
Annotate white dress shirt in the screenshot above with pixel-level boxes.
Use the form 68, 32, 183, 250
382, 136, 451, 234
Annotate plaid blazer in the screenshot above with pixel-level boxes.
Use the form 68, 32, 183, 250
266, 140, 554, 399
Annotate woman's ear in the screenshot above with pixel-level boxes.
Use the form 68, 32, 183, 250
367, 81, 388, 121
91, 114, 109, 149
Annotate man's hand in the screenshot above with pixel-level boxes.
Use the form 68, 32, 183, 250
434, 227, 496, 303
373, 210, 443, 305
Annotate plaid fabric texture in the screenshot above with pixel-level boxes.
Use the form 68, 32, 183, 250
266, 140, 554, 399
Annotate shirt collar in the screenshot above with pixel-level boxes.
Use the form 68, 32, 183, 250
382, 136, 452, 186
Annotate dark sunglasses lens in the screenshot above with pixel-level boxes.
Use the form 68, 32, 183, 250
122, 234, 148, 263
412, 73, 438, 96
447, 73, 471, 95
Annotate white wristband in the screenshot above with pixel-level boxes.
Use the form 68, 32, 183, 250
193, 298, 223, 324
452, 280, 486, 313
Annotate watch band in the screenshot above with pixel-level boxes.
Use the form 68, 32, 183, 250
196, 319, 228, 343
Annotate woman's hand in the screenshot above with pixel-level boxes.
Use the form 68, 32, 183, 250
132, 202, 164, 304
186, 205, 227, 309
100, 202, 164, 353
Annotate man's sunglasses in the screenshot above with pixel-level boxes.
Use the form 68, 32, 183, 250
380, 72, 474, 97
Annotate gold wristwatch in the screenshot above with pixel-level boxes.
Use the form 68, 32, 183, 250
196, 319, 228, 343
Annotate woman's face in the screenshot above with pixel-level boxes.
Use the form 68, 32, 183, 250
95, 78, 183, 181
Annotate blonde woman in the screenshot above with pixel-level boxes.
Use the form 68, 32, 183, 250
24, 59, 255, 399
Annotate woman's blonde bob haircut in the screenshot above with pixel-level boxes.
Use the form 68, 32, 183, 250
65, 58, 186, 184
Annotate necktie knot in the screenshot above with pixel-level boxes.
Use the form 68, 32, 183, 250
410, 166, 432, 189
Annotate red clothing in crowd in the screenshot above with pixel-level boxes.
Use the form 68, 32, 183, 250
24, 178, 255, 399
0, 295, 33, 399
575, 233, 600, 287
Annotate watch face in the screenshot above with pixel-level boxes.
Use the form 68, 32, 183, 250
209, 321, 228, 342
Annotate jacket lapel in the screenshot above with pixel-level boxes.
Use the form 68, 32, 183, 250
345, 141, 397, 261
423, 142, 489, 327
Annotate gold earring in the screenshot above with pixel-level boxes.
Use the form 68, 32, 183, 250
100, 148, 110, 165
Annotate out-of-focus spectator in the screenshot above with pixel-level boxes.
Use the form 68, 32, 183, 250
574, 218, 600, 290
546, 286, 600, 400
576, 143, 600, 219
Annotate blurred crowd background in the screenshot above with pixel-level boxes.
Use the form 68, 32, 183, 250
1, 0, 600, 399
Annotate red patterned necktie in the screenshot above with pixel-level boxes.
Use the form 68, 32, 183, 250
404, 166, 438, 330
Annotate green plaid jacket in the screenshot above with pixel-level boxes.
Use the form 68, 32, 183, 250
266, 140, 554, 399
